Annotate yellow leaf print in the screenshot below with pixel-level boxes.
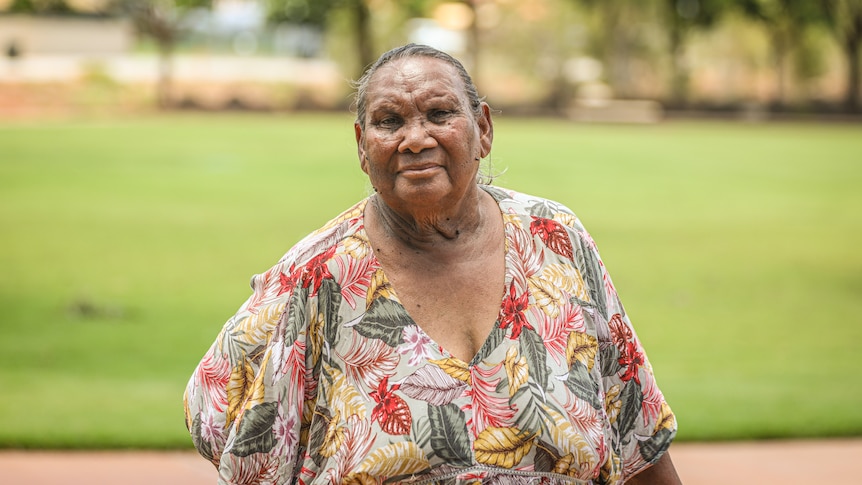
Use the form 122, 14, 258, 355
319, 410, 345, 458
342, 472, 379, 485
315, 204, 363, 234
502, 212, 522, 227
230, 302, 285, 346
655, 402, 675, 432
356, 442, 430, 479
543, 407, 595, 466
527, 275, 563, 318
225, 359, 254, 427
504, 346, 529, 397
541, 263, 589, 303
428, 357, 471, 385
243, 348, 271, 411
343, 233, 371, 260
366, 268, 397, 309
600, 448, 622, 484
325, 364, 367, 419
566, 331, 598, 372
604, 384, 622, 425
553, 212, 577, 229
473, 427, 534, 469
308, 308, 324, 365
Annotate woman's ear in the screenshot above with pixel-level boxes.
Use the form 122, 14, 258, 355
355, 122, 368, 173
478, 103, 494, 158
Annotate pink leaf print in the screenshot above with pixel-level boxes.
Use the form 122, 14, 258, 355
225, 452, 280, 485
195, 351, 230, 413
531, 300, 585, 366
560, 392, 604, 448
277, 340, 307, 404
506, 224, 544, 290
640, 370, 664, 427
337, 335, 399, 391
463, 363, 516, 436
246, 263, 286, 314
335, 253, 373, 310
400, 365, 468, 406
328, 415, 374, 485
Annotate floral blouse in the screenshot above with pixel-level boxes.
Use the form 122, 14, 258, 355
184, 186, 676, 484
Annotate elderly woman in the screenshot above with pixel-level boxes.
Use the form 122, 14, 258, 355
184, 44, 681, 484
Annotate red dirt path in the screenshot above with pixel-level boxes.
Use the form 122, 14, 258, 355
2, 439, 860, 484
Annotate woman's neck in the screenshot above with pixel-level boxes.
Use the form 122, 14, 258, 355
368, 186, 490, 252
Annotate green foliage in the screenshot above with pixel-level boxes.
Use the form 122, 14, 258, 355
0, 115, 860, 448
265, 0, 340, 26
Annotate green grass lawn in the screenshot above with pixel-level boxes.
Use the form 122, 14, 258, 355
1, 114, 860, 448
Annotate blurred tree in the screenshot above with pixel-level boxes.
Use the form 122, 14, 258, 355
121, 0, 212, 108
817, 0, 862, 112
661, 0, 731, 107
266, 0, 373, 78
736, 0, 823, 108
572, 0, 644, 98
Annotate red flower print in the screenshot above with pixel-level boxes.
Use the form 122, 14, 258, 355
370, 376, 412, 435
499, 282, 533, 339
278, 264, 300, 296
617, 341, 644, 385
301, 246, 335, 296
529, 216, 574, 260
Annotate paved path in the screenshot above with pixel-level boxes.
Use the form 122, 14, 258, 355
2, 439, 861, 484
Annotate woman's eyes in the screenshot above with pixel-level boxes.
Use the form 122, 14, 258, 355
428, 110, 454, 122
373, 109, 456, 129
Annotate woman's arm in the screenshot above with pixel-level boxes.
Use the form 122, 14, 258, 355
626, 452, 683, 485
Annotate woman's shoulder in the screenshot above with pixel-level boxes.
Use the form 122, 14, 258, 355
243, 198, 369, 314
481, 185, 585, 232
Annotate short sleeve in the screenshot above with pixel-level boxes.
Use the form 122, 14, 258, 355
572, 225, 677, 482
183, 261, 310, 482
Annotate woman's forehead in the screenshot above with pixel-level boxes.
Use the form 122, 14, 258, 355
366, 57, 466, 101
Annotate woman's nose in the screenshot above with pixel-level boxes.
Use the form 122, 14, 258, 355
399, 120, 437, 153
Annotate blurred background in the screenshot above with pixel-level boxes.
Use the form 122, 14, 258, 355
1, 0, 861, 118
1, 0, 861, 455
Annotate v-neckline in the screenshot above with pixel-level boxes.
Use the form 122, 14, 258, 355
359, 186, 514, 367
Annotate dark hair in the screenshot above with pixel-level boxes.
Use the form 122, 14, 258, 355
353, 44, 483, 129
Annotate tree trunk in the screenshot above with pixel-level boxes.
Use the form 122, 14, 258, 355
772, 31, 789, 109
462, 0, 480, 90
842, 10, 862, 113
351, 0, 374, 78
156, 40, 173, 109
668, 14, 689, 108
845, 37, 860, 112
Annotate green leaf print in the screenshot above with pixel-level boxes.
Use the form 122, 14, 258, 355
428, 402, 472, 467
533, 439, 559, 473
285, 286, 308, 344
307, 405, 332, 467
190, 413, 215, 464
317, 278, 342, 348
520, 327, 549, 392
355, 298, 411, 348
473, 324, 507, 364
639, 427, 675, 463
616, 381, 643, 445
230, 402, 278, 457
600, 344, 622, 378
565, 361, 602, 410
577, 240, 607, 320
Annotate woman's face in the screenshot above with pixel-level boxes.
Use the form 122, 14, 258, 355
355, 56, 493, 217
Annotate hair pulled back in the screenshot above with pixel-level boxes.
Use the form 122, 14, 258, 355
353, 44, 483, 129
